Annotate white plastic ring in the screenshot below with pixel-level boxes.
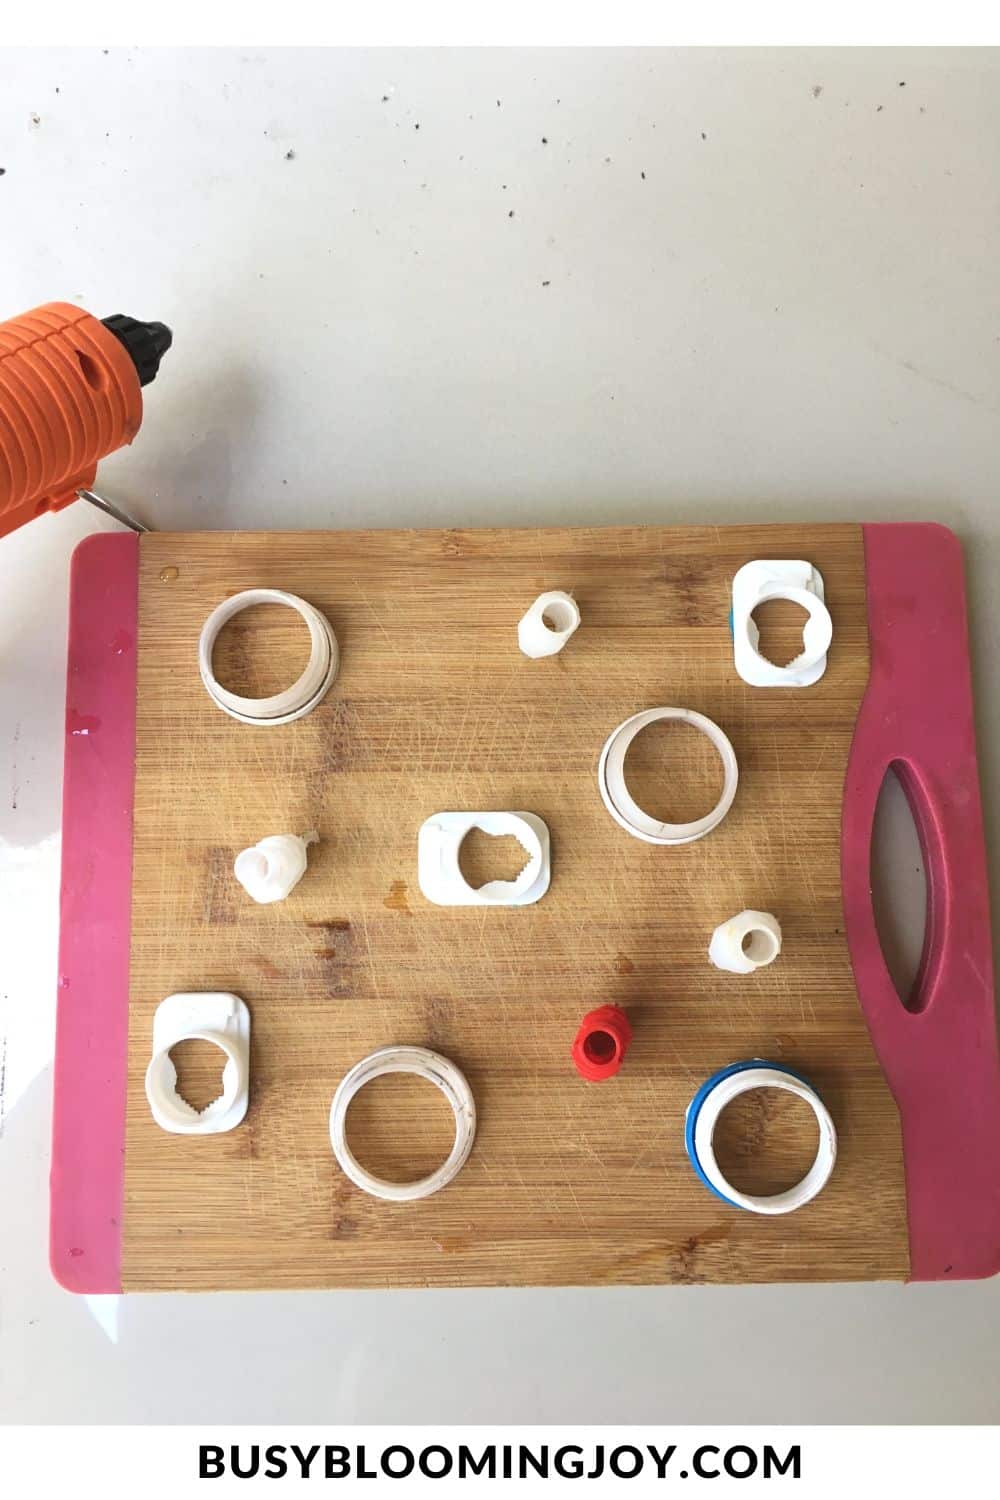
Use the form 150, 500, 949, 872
597, 707, 739, 845
198, 588, 339, 725
145, 1032, 244, 1132
686, 1064, 837, 1215
329, 1045, 477, 1202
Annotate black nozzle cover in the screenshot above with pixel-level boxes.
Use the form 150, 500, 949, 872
101, 313, 173, 387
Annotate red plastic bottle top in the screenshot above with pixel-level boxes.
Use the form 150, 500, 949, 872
571, 1005, 633, 1082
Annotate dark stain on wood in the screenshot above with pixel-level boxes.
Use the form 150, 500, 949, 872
203, 846, 237, 924
308, 699, 364, 791
423, 992, 452, 1050
384, 879, 411, 914
248, 952, 283, 980
433, 1233, 472, 1254
667, 1221, 733, 1284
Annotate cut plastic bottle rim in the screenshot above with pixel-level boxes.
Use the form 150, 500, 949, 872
144, 993, 251, 1135
732, 561, 832, 687
742, 926, 780, 964
456, 817, 542, 903
329, 1045, 476, 1202
235, 848, 270, 883
685, 1062, 837, 1215
541, 598, 578, 632
597, 706, 739, 845
518, 590, 581, 658
417, 811, 551, 907
708, 909, 783, 974
198, 587, 339, 725
584, 1030, 619, 1064
145, 1031, 243, 1127
571, 1004, 633, 1082
750, 584, 833, 673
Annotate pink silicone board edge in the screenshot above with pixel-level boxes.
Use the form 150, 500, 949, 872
844, 523, 1000, 1281
50, 531, 138, 1292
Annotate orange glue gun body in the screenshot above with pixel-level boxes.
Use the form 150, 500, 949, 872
0, 302, 171, 539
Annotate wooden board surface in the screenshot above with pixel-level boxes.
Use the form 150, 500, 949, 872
123, 525, 909, 1289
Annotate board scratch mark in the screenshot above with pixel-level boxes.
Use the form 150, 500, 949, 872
360, 910, 384, 1005
353, 577, 399, 660
447, 665, 479, 777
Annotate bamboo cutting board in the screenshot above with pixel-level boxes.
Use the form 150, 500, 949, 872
51, 523, 1000, 1290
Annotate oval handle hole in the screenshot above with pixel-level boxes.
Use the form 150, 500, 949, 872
870, 761, 931, 1013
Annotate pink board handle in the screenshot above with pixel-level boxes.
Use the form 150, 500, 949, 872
50, 532, 138, 1291
843, 523, 1000, 1280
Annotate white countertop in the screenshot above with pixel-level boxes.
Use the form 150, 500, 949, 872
2, 45, 999, 1423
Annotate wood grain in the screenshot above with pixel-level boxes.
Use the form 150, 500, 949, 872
123, 525, 909, 1289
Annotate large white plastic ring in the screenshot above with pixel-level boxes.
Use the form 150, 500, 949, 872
686, 1063, 837, 1215
597, 707, 739, 845
330, 1045, 477, 1202
198, 588, 339, 725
